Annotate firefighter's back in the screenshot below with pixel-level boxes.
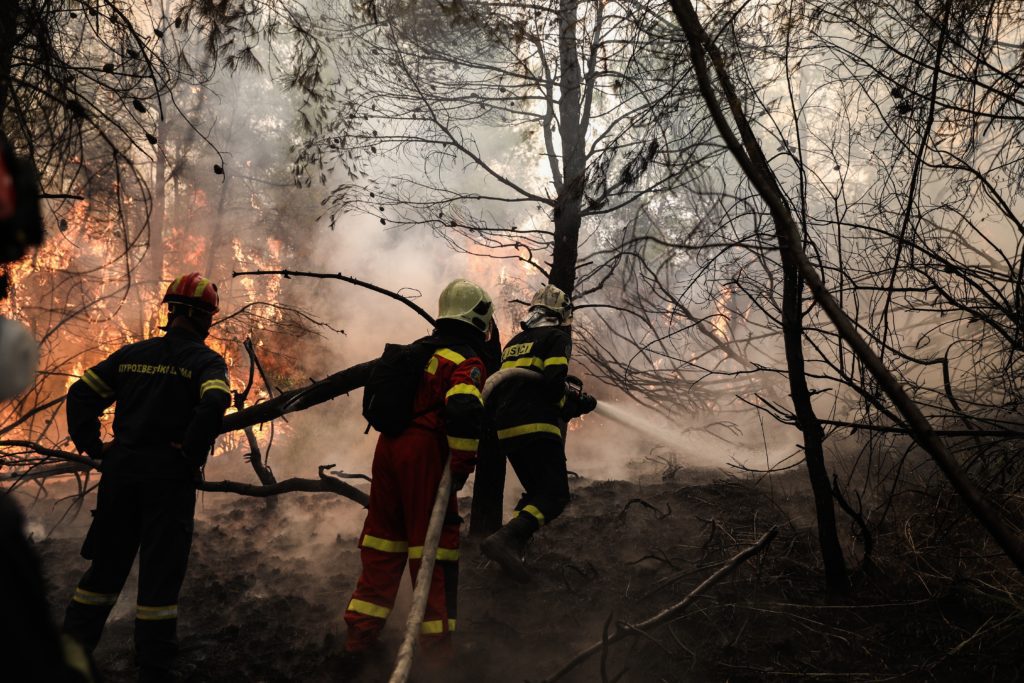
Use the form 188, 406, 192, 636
491, 325, 571, 440
77, 328, 228, 479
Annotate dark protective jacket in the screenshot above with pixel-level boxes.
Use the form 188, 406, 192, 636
489, 324, 571, 443
66, 326, 231, 478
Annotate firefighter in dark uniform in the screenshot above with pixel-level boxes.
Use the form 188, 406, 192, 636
481, 284, 596, 581
62, 272, 231, 682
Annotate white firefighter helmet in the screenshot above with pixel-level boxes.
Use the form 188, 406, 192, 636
437, 278, 494, 333
529, 283, 572, 324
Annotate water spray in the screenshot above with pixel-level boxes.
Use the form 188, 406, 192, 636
592, 402, 689, 451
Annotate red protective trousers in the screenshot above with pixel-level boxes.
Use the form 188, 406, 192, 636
344, 427, 460, 653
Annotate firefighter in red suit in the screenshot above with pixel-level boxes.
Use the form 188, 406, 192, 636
343, 279, 494, 659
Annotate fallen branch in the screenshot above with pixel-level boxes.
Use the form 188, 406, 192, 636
541, 526, 778, 682
220, 360, 376, 433
0, 441, 369, 507
233, 269, 436, 326
0, 463, 91, 482
0, 396, 67, 437
0, 440, 99, 468
198, 465, 369, 507
618, 498, 672, 521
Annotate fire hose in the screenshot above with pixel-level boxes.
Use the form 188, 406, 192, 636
480, 367, 540, 403
388, 369, 594, 680
387, 454, 453, 683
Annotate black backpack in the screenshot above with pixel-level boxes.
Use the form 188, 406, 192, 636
362, 339, 440, 436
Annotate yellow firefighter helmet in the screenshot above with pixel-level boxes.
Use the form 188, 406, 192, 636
437, 278, 494, 333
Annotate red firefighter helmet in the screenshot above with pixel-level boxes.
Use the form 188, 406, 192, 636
162, 272, 220, 314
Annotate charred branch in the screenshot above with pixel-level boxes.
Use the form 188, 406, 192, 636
220, 360, 376, 433
199, 465, 369, 507
232, 269, 436, 326
832, 474, 875, 571
541, 526, 779, 682
618, 498, 672, 521
0, 442, 368, 507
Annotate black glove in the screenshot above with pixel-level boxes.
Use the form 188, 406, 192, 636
561, 376, 596, 419
452, 470, 469, 492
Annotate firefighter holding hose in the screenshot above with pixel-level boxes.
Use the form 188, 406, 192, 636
342, 278, 494, 671
481, 284, 597, 581
62, 273, 231, 683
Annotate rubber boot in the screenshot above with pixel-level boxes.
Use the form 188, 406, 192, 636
481, 514, 536, 583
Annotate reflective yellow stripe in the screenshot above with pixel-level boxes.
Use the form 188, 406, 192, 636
425, 356, 440, 375
347, 598, 391, 619
200, 379, 230, 397
558, 395, 567, 408
60, 634, 93, 682
497, 423, 562, 440
81, 370, 114, 398
361, 534, 409, 553
501, 356, 544, 371
543, 356, 568, 367
447, 435, 479, 451
193, 279, 209, 298
435, 348, 467, 365
136, 604, 178, 620
445, 383, 482, 402
517, 504, 546, 526
408, 546, 460, 561
72, 587, 118, 606
420, 618, 456, 635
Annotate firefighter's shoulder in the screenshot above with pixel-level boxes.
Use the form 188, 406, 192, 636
115, 336, 163, 358
434, 341, 480, 365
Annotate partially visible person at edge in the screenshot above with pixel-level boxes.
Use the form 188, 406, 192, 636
481, 283, 596, 581
1, 132, 94, 682
62, 273, 231, 683
342, 278, 494, 670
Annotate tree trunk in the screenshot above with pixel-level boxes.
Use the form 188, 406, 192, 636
669, 0, 1024, 575
469, 431, 504, 536
550, 0, 586, 296
149, 0, 168, 296
151, 137, 166, 287
204, 169, 231, 280
0, 2, 16, 126
779, 246, 850, 595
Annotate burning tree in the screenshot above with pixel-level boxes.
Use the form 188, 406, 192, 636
0, 0, 354, 501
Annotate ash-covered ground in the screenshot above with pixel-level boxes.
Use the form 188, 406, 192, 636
23, 466, 1023, 682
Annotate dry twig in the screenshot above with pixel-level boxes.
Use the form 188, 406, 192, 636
541, 526, 778, 682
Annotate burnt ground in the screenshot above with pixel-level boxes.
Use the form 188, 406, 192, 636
27, 468, 1024, 683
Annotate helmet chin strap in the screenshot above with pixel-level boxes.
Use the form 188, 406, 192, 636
165, 305, 212, 337
520, 309, 563, 330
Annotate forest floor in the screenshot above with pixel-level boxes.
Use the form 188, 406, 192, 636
25, 465, 1024, 682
